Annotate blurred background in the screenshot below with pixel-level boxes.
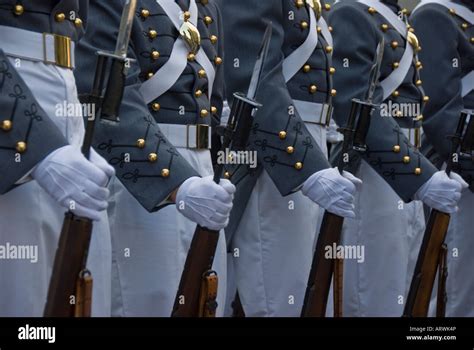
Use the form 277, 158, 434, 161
327, 0, 420, 10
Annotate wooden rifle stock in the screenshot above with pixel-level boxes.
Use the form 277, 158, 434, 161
44, 213, 93, 317
74, 270, 93, 317
403, 210, 450, 317
333, 254, 344, 317
198, 270, 218, 317
436, 244, 448, 317
171, 226, 219, 317
301, 212, 344, 317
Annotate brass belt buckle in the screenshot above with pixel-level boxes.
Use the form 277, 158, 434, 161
196, 124, 210, 149
43, 33, 73, 69
187, 124, 210, 149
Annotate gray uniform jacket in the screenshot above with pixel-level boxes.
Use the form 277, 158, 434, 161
329, 0, 438, 202
0, 0, 88, 193
411, 0, 474, 191
218, 0, 334, 239
75, 0, 225, 211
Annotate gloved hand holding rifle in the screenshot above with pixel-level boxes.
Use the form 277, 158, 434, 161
301, 40, 384, 318
43, 0, 137, 317
171, 23, 272, 317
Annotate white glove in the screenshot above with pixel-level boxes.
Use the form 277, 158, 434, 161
89, 148, 115, 185
176, 176, 236, 230
32, 145, 114, 221
414, 171, 468, 214
301, 167, 362, 218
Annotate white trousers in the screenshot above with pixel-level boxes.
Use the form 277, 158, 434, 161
0, 58, 111, 316
341, 160, 425, 316
228, 122, 327, 317
109, 148, 227, 316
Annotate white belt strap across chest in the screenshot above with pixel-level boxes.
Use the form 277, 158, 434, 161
356, 0, 414, 100
139, 0, 216, 104
282, 3, 333, 83
413, 0, 474, 97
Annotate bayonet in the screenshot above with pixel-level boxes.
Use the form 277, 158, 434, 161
247, 23, 272, 100
351, 39, 384, 152
115, 0, 137, 58
366, 39, 384, 103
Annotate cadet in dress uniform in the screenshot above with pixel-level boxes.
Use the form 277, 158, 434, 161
411, 0, 474, 317
218, 0, 363, 317
0, 1, 114, 316
75, 0, 235, 316
329, 0, 467, 316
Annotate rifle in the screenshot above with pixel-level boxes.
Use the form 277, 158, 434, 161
403, 109, 472, 317
301, 40, 385, 317
333, 256, 344, 317
436, 244, 448, 317
43, 0, 137, 317
171, 24, 272, 317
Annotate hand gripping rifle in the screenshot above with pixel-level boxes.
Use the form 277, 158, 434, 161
171, 24, 272, 317
44, 0, 137, 317
403, 109, 473, 317
301, 40, 385, 317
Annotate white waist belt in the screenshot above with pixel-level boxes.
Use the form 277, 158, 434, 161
293, 100, 333, 126
158, 123, 212, 149
0, 25, 75, 69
